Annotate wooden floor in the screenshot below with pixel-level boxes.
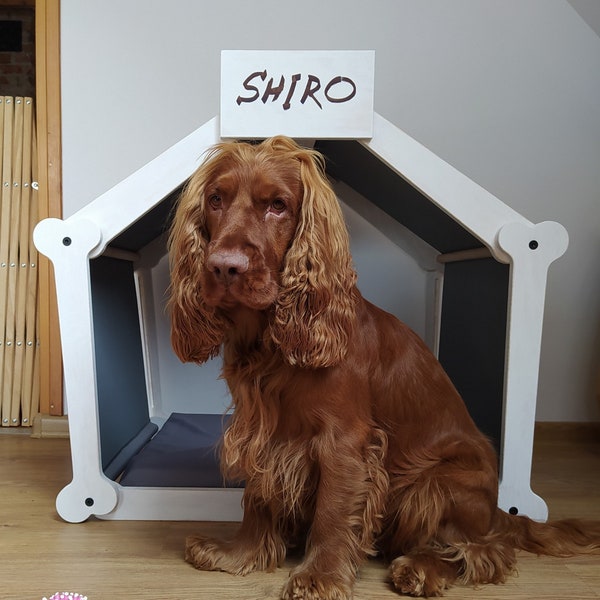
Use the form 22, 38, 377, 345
1, 426, 599, 600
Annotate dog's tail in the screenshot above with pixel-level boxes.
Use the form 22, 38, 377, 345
493, 508, 600, 556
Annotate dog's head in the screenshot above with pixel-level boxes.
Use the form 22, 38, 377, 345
168, 136, 357, 368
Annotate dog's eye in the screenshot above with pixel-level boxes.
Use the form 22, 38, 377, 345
270, 199, 286, 213
208, 194, 222, 209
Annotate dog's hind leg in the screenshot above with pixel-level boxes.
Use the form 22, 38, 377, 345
383, 441, 516, 596
389, 535, 518, 597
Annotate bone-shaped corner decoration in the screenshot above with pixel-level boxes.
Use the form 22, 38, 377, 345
497, 221, 569, 267
33, 217, 104, 263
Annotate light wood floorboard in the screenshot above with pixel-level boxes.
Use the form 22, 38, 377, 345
1, 427, 598, 599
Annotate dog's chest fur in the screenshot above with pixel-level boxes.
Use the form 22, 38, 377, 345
220, 359, 320, 518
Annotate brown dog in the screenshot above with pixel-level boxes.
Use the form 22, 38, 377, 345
168, 136, 599, 598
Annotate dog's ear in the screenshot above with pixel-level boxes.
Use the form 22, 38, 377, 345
270, 145, 358, 368
168, 169, 228, 364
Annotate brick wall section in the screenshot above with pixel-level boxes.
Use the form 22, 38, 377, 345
0, 7, 35, 98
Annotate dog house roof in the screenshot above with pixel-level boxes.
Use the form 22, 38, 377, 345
69, 113, 528, 261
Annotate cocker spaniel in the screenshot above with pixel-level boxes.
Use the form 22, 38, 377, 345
168, 136, 599, 599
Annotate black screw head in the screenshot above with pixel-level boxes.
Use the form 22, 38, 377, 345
85, 497, 94, 507
529, 240, 539, 250
509, 506, 518, 515
62, 237, 72, 246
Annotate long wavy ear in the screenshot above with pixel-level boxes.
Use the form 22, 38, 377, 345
168, 162, 229, 364
270, 142, 358, 368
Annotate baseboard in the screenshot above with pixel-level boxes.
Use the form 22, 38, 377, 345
534, 421, 600, 443
30, 413, 69, 439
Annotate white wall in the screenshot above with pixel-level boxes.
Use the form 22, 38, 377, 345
60, 0, 600, 422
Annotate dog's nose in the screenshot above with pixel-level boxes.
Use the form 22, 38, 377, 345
207, 250, 249, 282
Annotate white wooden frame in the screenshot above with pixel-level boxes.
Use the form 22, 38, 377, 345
34, 113, 567, 523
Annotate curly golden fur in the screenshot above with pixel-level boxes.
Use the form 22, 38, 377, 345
169, 137, 357, 368
168, 136, 600, 599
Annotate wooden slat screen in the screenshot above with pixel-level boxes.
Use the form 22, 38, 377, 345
0, 96, 39, 427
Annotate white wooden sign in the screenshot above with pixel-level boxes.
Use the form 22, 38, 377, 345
220, 50, 375, 139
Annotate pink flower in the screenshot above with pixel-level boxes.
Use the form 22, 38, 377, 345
42, 593, 88, 600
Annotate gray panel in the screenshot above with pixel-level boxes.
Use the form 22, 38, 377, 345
316, 140, 482, 253
90, 256, 151, 471
438, 258, 509, 451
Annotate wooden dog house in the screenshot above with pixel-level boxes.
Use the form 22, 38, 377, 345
34, 113, 568, 523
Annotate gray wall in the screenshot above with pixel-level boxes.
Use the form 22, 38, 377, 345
60, 0, 600, 422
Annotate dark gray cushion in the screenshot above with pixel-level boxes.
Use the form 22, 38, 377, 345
119, 412, 242, 488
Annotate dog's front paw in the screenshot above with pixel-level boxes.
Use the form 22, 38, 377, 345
186, 534, 284, 576
185, 535, 231, 572
185, 535, 256, 576
389, 555, 452, 597
282, 571, 353, 600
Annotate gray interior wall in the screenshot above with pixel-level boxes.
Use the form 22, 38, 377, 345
60, 0, 600, 422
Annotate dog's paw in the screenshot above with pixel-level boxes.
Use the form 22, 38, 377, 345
389, 555, 450, 597
185, 534, 285, 576
185, 535, 255, 576
185, 536, 228, 572
282, 571, 352, 600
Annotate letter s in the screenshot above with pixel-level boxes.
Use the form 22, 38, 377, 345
236, 70, 267, 105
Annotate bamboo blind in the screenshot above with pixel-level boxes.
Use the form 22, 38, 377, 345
0, 96, 39, 427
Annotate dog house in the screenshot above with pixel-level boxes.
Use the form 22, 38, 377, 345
34, 113, 568, 524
